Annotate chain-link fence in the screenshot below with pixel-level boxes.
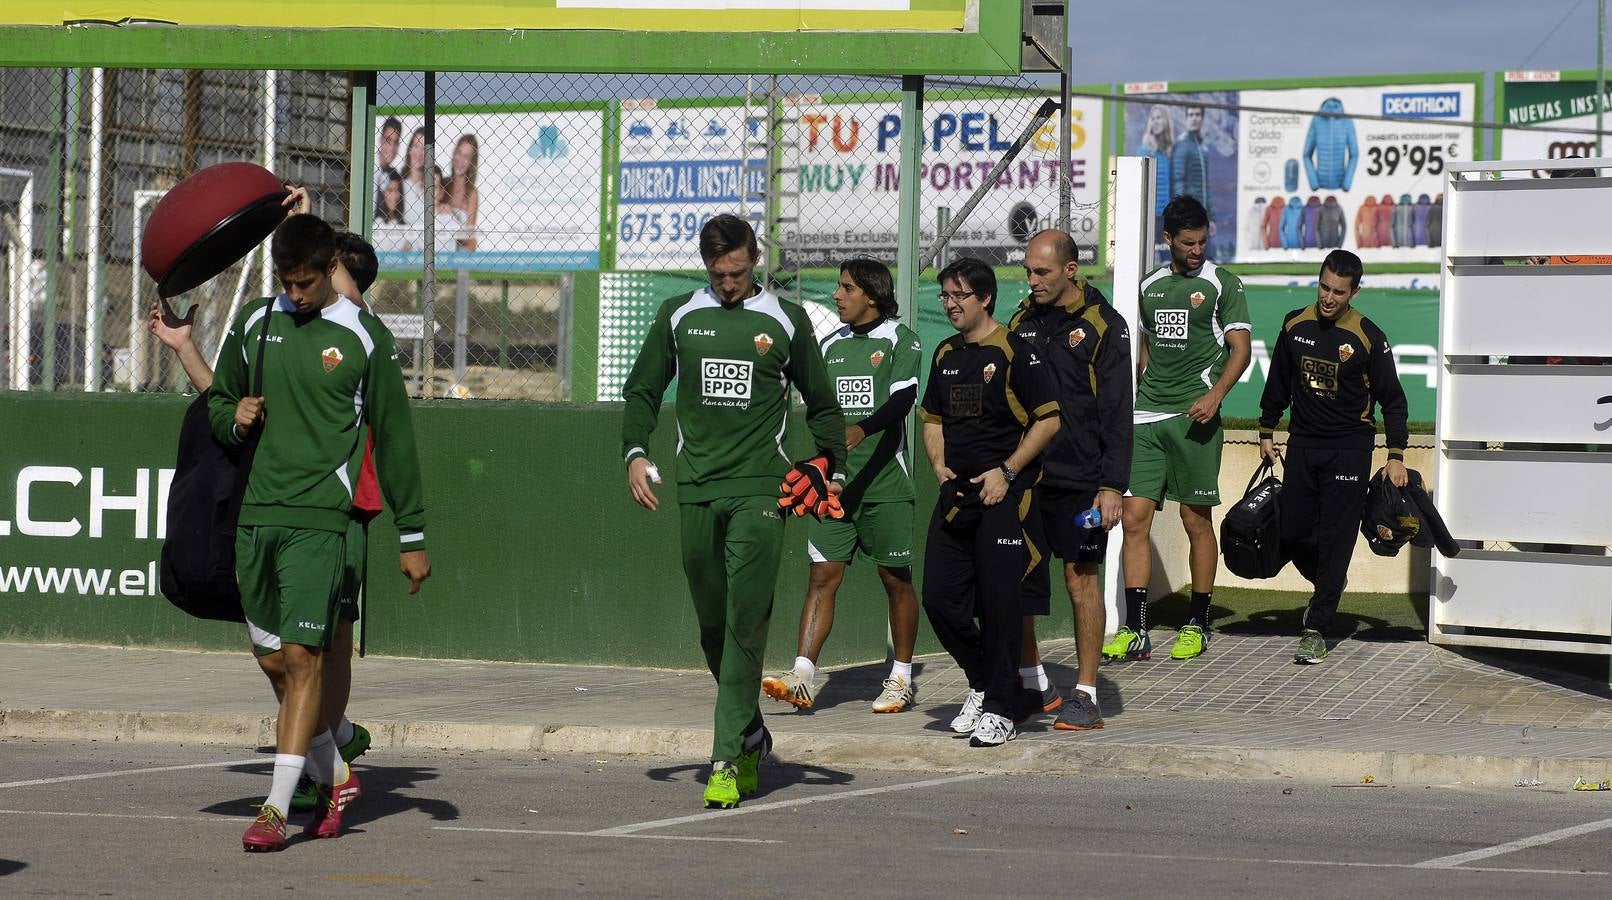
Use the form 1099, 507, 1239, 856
2, 67, 1097, 401
0, 68, 350, 394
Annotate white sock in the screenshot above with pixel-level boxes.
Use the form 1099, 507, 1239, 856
1019, 665, 1048, 691
265, 754, 306, 815
794, 656, 817, 685
306, 730, 343, 786
1075, 683, 1098, 701
890, 660, 913, 683
333, 717, 355, 747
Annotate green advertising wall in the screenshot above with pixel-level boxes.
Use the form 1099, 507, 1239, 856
0, 391, 1026, 669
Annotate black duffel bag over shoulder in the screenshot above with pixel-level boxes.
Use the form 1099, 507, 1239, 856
159, 306, 272, 622
1220, 460, 1286, 579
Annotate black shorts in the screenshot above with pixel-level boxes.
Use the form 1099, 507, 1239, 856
1039, 485, 1107, 564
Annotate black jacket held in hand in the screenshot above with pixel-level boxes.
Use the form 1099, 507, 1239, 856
1259, 304, 1409, 457
1360, 467, 1460, 559
1008, 280, 1134, 494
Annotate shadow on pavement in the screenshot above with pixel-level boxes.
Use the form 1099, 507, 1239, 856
643, 760, 854, 802
806, 660, 927, 713
204, 763, 460, 827
0, 860, 26, 877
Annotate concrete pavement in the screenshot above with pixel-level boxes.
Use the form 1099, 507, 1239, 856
3, 633, 1610, 787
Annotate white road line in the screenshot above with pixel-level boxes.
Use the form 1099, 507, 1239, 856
0, 758, 261, 790
0, 809, 241, 824
590, 772, 992, 836
434, 826, 780, 845
1413, 816, 1612, 869
951, 847, 1609, 877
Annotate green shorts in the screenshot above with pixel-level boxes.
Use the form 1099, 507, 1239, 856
236, 525, 346, 655
806, 500, 915, 568
337, 518, 367, 623
1130, 415, 1224, 508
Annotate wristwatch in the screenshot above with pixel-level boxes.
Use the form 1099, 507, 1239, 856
998, 463, 1018, 483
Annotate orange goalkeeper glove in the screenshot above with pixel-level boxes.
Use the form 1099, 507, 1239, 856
777, 454, 844, 519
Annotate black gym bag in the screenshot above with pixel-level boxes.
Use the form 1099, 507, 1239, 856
158, 306, 272, 622
1220, 460, 1286, 579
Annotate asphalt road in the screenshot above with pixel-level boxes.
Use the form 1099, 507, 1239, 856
2, 739, 1610, 897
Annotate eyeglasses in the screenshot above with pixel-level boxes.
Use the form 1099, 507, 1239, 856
938, 291, 977, 302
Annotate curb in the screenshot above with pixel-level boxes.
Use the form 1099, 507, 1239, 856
4, 706, 1605, 789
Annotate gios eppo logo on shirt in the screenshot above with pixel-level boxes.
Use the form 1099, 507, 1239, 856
837, 375, 875, 410
1154, 308, 1188, 341
701, 358, 753, 400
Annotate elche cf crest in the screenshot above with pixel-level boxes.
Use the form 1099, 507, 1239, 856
753, 332, 774, 356
1068, 328, 1086, 348
870, 350, 885, 369
321, 346, 344, 372
983, 363, 997, 384
1338, 343, 1354, 363
1189, 291, 1206, 308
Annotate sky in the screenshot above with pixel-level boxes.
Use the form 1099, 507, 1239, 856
1074, 0, 1601, 95
382, 1, 1608, 109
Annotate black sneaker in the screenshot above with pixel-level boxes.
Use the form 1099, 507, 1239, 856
1052, 688, 1105, 731
1294, 629, 1328, 664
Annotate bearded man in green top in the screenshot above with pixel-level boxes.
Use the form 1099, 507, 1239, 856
1111, 195, 1251, 664
621, 215, 846, 809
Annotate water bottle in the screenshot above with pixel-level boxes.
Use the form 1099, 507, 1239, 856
1074, 507, 1102, 530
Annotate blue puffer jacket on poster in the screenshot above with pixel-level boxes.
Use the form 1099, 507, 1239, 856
1411, 194, 1432, 247
1303, 98, 1358, 192
1300, 195, 1322, 249
1279, 195, 1304, 249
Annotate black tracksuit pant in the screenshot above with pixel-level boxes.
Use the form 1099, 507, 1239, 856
1279, 444, 1372, 635
922, 488, 1037, 719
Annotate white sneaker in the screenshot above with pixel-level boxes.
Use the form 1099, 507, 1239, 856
949, 689, 986, 734
969, 712, 1016, 747
870, 676, 915, 714
761, 670, 815, 709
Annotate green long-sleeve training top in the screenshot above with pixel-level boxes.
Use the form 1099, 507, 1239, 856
620, 286, 847, 502
209, 296, 428, 551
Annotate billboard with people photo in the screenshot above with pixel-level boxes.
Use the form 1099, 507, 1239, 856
372, 107, 606, 272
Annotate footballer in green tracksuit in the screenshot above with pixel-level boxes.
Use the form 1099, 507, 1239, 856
1119, 195, 1251, 663
211, 214, 431, 851
621, 215, 846, 809
761, 259, 922, 716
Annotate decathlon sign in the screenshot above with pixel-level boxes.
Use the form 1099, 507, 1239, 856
1382, 91, 1462, 118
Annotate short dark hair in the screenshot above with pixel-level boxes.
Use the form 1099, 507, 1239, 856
1162, 195, 1209, 236
271, 214, 337, 277
1320, 249, 1363, 290
938, 256, 997, 315
840, 258, 897, 319
335, 232, 379, 294
1030, 229, 1079, 266
698, 214, 759, 264
381, 116, 402, 137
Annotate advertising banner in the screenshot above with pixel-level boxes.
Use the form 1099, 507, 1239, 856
613, 102, 764, 271
781, 94, 1107, 268
1123, 79, 1477, 267
1122, 89, 1239, 265
372, 108, 605, 272
6, 0, 972, 31
1498, 72, 1607, 166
